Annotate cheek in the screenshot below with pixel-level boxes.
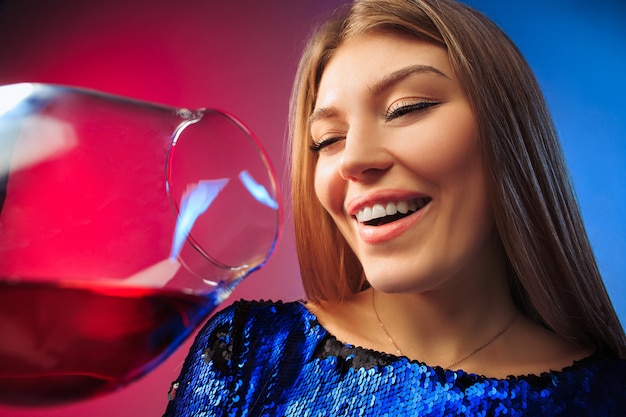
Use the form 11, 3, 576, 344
435, 115, 479, 175
396, 102, 479, 177
313, 158, 343, 215
430, 110, 482, 190
437, 142, 495, 249
413, 109, 492, 230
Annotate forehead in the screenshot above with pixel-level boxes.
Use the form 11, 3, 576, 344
316, 31, 453, 102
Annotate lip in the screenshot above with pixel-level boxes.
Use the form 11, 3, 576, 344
345, 190, 431, 215
357, 203, 428, 244
345, 190, 431, 244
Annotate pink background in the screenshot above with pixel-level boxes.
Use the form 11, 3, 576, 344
0, 0, 343, 415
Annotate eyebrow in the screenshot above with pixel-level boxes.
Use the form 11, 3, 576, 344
369, 64, 450, 96
308, 64, 450, 127
308, 106, 340, 127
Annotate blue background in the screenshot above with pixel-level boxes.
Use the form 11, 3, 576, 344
465, 0, 626, 322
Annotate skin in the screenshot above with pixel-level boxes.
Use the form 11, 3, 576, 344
307, 31, 590, 378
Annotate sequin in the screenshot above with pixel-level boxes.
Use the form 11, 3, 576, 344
164, 300, 626, 416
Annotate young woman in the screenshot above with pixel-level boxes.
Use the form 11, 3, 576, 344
165, 0, 626, 415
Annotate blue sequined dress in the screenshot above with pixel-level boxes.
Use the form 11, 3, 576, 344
164, 300, 626, 416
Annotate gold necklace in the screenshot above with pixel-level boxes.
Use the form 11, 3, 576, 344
371, 290, 517, 369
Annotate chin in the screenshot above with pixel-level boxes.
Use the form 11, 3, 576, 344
365, 270, 436, 295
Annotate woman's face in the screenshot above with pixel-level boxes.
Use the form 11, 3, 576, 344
311, 31, 503, 293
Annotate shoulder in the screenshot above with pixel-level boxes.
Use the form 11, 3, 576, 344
164, 300, 325, 416
203, 299, 317, 340
552, 354, 626, 413
582, 354, 626, 389
197, 299, 314, 340
191, 299, 324, 372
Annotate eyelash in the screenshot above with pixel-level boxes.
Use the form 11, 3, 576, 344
309, 100, 439, 152
309, 136, 343, 153
384, 100, 439, 121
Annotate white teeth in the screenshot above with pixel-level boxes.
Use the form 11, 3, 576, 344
355, 199, 428, 223
360, 206, 372, 222
372, 204, 386, 219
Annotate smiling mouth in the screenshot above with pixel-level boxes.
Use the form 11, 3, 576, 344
355, 198, 431, 226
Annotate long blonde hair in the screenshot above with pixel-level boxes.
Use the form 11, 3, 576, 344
289, 0, 626, 358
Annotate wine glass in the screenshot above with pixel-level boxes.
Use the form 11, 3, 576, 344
0, 83, 281, 406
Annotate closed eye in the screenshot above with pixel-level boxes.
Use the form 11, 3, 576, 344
309, 136, 344, 153
384, 100, 440, 122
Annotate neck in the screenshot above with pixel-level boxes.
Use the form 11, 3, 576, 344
370, 266, 518, 368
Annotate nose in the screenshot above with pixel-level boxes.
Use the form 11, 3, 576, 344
338, 127, 393, 181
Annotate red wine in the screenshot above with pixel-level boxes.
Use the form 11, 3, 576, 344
0, 279, 218, 406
